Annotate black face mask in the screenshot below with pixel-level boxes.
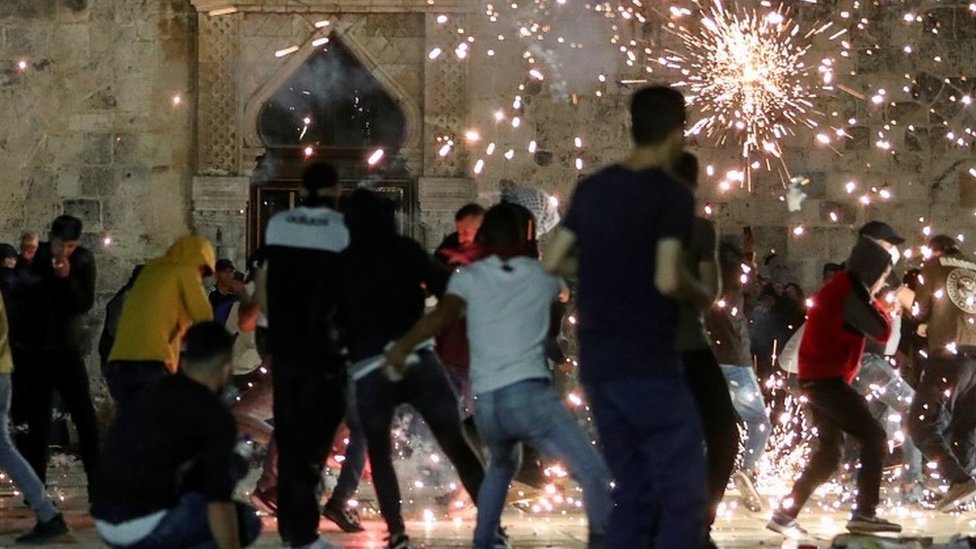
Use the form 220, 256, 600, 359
846, 237, 892, 291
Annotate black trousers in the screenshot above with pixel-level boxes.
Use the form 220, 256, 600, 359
908, 355, 976, 484
272, 360, 346, 547
356, 350, 485, 535
784, 378, 885, 518
683, 348, 739, 529
10, 346, 99, 487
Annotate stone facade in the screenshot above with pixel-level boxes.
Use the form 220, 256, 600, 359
0, 0, 196, 369
0, 0, 974, 375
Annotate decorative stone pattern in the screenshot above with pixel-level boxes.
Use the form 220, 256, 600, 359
423, 13, 469, 178
417, 177, 477, 247
198, 13, 240, 174
192, 176, 250, 267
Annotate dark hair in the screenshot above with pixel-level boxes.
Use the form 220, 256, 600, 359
302, 162, 339, 192
929, 234, 960, 255
631, 86, 686, 146
822, 262, 843, 280
0, 243, 17, 260
182, 321, 234, 373
344, 189, 396, 246
51, 215, 83, 241
455, 203, 486, 222
903, 268, 922, 291
476, 203, 535, 258
673, 151, 699, 188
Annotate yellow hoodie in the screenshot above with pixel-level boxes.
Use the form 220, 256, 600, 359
108, 235, 216, 372
0, 296, 13, 374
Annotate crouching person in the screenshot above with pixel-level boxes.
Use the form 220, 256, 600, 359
91, 322, 262, 549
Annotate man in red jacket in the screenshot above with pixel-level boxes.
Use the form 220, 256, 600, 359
768, 235, 901, 537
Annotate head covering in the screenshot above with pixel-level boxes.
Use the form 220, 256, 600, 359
0, 244, 17, 261
499, 180, 561, 236
859, 221, 905, 246
846, 236, 893, 291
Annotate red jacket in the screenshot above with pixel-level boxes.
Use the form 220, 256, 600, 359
798, 272, 891, 384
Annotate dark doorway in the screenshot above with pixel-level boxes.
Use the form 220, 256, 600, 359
249, 33, 414, 253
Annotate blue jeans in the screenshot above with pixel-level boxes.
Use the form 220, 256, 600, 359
472, 379, 610, 548
720, 365, 772, 472
585, 376, 705, 549
0, 374, 58, 523
853, 353, 922, 481
108, 493, 262, 548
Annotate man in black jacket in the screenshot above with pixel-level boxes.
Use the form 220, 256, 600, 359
12, 215, 100, 494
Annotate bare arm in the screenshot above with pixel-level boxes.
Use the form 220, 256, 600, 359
542, 227, 578, 277
207, 502, 241, 549
387, 295, 465, 367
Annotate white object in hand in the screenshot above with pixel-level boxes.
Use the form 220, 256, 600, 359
383, 342, 421, 382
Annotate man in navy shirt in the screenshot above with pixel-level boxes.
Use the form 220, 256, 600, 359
544, 86, 712, 549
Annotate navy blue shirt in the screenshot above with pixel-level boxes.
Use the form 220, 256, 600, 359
562, 165, 694, 383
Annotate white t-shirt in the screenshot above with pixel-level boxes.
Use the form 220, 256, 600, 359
446, 255, 563, 394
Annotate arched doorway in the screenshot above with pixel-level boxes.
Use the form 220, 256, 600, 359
248, 34, 415, 253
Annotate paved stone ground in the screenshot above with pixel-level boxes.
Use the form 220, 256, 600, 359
3, 461, 976, 548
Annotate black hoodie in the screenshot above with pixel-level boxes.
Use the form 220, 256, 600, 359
337, 191, 449, 361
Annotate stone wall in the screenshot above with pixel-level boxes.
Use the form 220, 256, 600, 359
463, 2, 976, 290
0, 0, 196, 371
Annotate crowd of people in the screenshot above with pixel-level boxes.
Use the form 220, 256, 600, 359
0, 84, 975, 549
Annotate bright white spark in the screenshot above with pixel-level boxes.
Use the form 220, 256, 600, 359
672, 3, 817, 158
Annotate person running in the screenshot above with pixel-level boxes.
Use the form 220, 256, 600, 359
260, 163, 348, 549
705, 239, 771, 513
768, 235, 901, 536
543, 86, 710, 549
337, 189, 487, 549
672, 152, 738, 542
0, 285, 69, 544
105, 235, 215, 416
12, 215, 100, 493
908, 234, 976, 511
91, 322, 262, 549
388, 202, 611, 549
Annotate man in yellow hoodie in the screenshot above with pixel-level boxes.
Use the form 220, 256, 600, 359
105, 235, 215, 416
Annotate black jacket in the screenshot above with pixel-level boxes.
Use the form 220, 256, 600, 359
21, 243, 97, 351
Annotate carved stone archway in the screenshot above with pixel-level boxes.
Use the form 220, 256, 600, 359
189, 0, 479, 264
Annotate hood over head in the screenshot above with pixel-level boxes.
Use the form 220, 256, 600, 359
161, 235, 216, 275
846, 236, 892, 291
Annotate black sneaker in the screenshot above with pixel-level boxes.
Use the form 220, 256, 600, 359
766, 511, 807, 538
321, 502, 365, 533
846, 513, 902, 534
15, 513, 69, 545
386, 533, 410, 549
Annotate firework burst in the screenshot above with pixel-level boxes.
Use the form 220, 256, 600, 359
672, 2, 818, 161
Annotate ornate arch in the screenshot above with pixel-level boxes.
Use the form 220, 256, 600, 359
241, 24, 423, 159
